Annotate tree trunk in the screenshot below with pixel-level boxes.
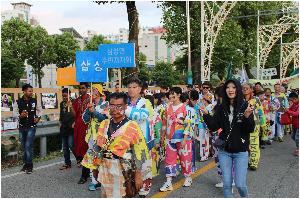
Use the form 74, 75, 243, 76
15, 79, 20, 88
37, 70, 42, 88
244, 63, 254, 79
126, 1, 139, 78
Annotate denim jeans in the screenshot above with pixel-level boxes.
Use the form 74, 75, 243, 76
19, 127, 36, 165
61, 134, 74, 165
218, 150, 249, 198
291, 128, 299, 148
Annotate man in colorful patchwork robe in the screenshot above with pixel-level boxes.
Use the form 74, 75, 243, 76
93, 92, 151, 198
243, 83, 267, 170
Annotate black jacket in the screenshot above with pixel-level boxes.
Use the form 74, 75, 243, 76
204, 79, 255, 153
203, 101, 255, 153
17, 97, 38, 128
59, 101, 74, 135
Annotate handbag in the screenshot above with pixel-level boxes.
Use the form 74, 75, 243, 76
280, 112, 292, 125
119, 159, 137, 198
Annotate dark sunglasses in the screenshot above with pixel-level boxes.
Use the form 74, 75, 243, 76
203, 87, 210, 89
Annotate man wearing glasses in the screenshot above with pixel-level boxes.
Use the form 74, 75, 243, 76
199, 82, 215, 106
91, 92, 150, 198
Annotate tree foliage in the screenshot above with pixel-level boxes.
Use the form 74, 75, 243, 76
152, 61, 181, 87
26, 26, 56, 88
1, 18, 31, 87
84, 35, 112, 50
159, 1, 295, 81
53, 32, 80, 68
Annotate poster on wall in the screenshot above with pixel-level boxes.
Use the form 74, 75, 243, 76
41, 93, 58, 109
1, 93, 14, 112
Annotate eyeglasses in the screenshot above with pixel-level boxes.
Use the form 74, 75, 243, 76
109, 104, 123, 110
203, 87, 210, 90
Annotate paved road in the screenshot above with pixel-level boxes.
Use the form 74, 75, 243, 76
1, 134, 299, 198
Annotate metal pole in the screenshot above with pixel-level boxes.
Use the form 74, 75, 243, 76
200, 1, 204, 82
280, 36, 283, 80
186, 1, 192, 84
256, 10, 260, 80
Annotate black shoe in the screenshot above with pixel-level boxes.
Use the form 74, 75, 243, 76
20, 164, 27, 172
266, 140, 272, 145
260, 145, 266, 149
77, 177, 88, 184
26, 167, 33, 174
249, 166, 257, 171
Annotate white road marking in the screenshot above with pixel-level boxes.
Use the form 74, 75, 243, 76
1, 158, 76, 179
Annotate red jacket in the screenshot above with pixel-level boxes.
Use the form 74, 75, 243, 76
287, 101, 299, 129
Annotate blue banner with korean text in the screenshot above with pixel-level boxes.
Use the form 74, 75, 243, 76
76, 51, 107, 82
98, 43, 135, 68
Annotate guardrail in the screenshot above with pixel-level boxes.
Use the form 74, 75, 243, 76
2, 120, 60, 158
36, 121, 60, 157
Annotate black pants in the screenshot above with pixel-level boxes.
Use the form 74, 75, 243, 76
76, 156, 90, 179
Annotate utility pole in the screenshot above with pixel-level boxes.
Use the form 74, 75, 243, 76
256, 10, 260, 80
200, 1, 204, 83
186, 1, 192, 84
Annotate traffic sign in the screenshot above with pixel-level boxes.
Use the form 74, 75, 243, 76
98, 43, 135, 68
76, 51, 107, 82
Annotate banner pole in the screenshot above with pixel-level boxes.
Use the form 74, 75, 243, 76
67, 87, 70, 112
90, 82, 93, 104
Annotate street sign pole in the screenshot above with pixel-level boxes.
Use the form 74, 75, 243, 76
186, 1, 192, 84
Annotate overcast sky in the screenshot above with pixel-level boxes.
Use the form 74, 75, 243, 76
1, 0, 163, 37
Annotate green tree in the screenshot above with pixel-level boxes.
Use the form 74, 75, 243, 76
1, 48, 25, 87
159, 1, 292, 81
230, 1, 294, 78
53, 32, 80, 68
27, 26, 56, 88
137, 53, 151, 83
152, 61, 181, 87
84, 35, 112, 50
1, 18, 32, 87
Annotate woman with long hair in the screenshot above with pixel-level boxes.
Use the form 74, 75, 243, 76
201, 79, 255, 198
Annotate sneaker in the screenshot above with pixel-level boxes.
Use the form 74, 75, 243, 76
88, 183, 101, 191
160, 181, 173, 192
215, 182, 223, 188
215, 181, 234, 188
183, 177, 192, 187
248, 166, 257, 171
20, 164, 27, 172
200, 157, 208, 162
278, 137, 283, 142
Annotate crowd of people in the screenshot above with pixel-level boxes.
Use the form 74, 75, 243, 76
14, 78, 299, 198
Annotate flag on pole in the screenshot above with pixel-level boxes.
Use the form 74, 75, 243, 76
240, 65, 249, 84
225, 62, 233, 80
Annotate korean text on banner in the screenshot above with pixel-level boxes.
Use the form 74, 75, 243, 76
57, 67, 79, 86
76, 51, 107, 82
98, 43, 135, 68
